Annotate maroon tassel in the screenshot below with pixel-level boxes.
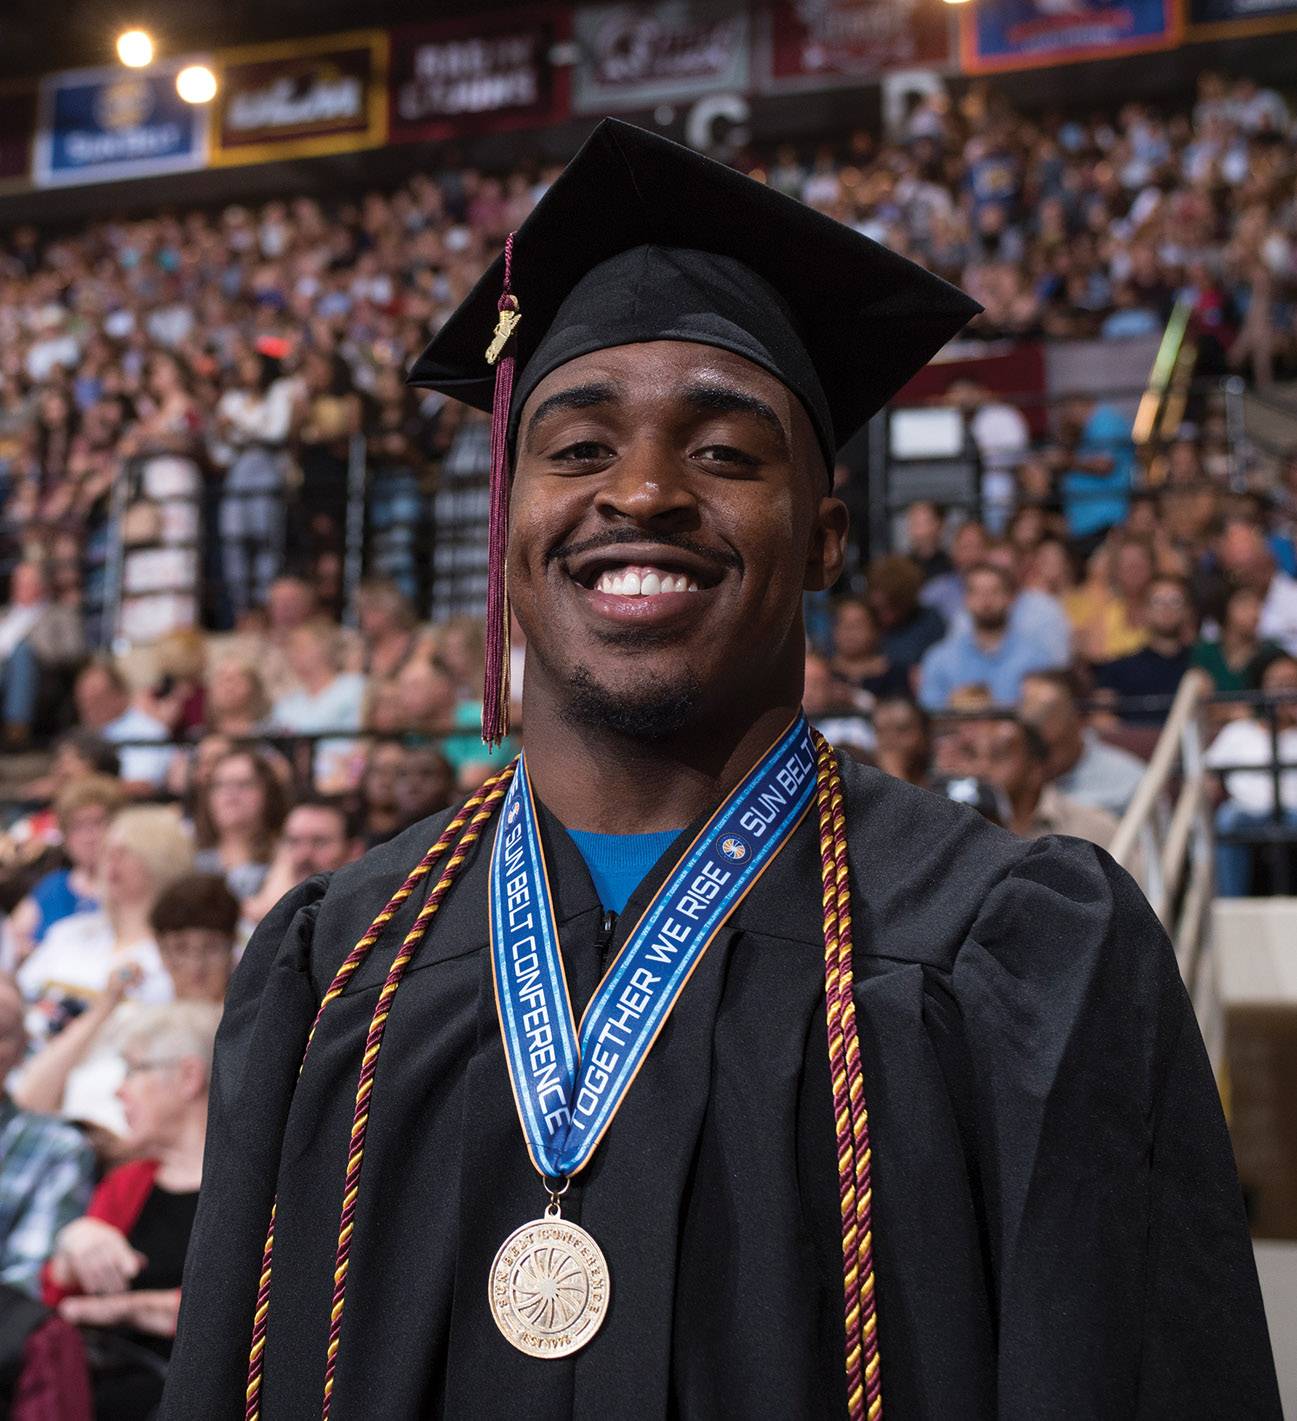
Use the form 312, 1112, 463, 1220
482, 233, 521, 747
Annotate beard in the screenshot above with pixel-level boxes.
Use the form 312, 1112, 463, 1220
971, 612, 1009, 635
562, 659, 704, 741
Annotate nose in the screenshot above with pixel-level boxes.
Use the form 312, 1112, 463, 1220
592, 438, 699, 528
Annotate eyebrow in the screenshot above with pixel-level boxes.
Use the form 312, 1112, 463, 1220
524, 381, 620, 447
681, 382, 790, 454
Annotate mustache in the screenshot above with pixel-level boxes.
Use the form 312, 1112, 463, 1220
548, 527, 742, 573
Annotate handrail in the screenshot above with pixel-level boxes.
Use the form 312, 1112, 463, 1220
1111, 669, 1216, 1021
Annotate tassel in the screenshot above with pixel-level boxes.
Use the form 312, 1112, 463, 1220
482, 233, 521, 747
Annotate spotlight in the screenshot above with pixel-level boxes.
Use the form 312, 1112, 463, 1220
176, 64, 218, 104
116, 29, 155, 67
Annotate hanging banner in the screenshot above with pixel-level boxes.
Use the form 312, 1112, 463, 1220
210, 31, 387, 165
33, 62, 209, 188
761, 0, 949, 88
572, 0, 751, 115
960, 0, 1177, 72
0, 84, 36, 191
1187, 0, 1297, 37
388, 9, 567, 143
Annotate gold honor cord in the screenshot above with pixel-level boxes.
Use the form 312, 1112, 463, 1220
245, 739, 883, 1420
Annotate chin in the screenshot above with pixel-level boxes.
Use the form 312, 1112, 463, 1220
562, 663, 703, 741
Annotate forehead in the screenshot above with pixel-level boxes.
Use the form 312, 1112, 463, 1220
520, 340, 814, 444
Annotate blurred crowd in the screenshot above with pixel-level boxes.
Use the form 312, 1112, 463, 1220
3, 71, 1297, 1414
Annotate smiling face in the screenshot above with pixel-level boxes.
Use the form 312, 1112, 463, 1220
510, 341, 846, 741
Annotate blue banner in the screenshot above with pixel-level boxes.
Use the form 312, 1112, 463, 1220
35, 63, 209, 188
961, 0, 1176, 72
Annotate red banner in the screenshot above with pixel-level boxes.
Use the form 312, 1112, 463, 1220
764, 0, 949, 87
388, 9, 568, 143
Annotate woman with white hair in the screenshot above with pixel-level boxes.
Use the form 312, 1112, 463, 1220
44, 1002, 219, 1421
15, 807, 193, 1049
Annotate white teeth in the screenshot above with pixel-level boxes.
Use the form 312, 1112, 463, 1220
592, 565, 705, 596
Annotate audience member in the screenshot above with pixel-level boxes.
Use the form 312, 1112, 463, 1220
16, 808, 192, 1048
1019, 670, 1147, 815
802, 652, 875, 758
244, 799, 362, 925
394, 745, 456, 831
203, 658, 271, 738
1206, 653, 1297, 896
1094, 574, 1196, 723
192, 749, 287, 901
270, 624, 366, 791
9, 778, 124, 964
829, 599, 908, 699
72, 662, 172, 794
0, 563, 85, 747
920, 519, 988, 625
867, 555, 946, 675
352, 579, 427, 683
1192, 584, 1284, 695
357, 738, 407, 847
919, 563, 1059, 709
1052, 394, 1136, 548
46, 1002, 219, 1421
870, 697, 933, 787
1070, 534, 1154, 663
0, 974, 94, 1297
1216, 521, 1297, 654
901, 501, 952, 584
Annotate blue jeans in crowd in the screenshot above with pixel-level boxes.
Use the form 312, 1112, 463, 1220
1215, 799, 1297, 897
0, 641, 39, 730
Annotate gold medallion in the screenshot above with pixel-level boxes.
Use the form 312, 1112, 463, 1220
489, 1214, 610, 1357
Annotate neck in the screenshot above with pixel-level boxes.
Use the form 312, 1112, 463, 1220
1008, 782, 1042, 835
1146, 633, 1183, 656
153, 1108, 206, 1191
971, 624, 1005, 652
110, 903, 152, 947
219, 831, 256, 864
300, 667, 334, 694
521, 682, 801, 835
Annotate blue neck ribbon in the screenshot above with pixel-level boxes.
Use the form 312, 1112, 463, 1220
488, 714, 818, 1180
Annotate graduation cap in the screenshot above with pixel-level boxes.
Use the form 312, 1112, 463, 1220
409, 118, 981, 745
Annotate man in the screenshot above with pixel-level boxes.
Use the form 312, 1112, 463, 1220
1094, 573, 1195, 725
1216, 520, 1297, 655
803, 651, 874, 759
901, 500, 951, 584
244, 800, 363, 925
72, 660, 172, 794
918, 562, 1060, 709
358, 737, 407, 847
1019, 669, 1147, 816
870, 696, 933, 786
165, 122, 1277, 1421
393, 743, 456, 830
864, 554, 945, 677
971, 716, 1121, 849
920, 518, 987, 625
0, 562, 84, 747
954, 538, 1072, 666
0, 974, 94, 1296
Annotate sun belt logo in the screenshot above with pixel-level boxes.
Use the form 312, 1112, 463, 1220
507, 799, 521, 825
719, 834, 750, 863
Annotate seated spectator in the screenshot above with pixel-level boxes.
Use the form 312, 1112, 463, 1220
1094, 574, 1195, 724
135, 630, 207, 741
192, 749, 286, 902
16, 808, 192, 1049
243, 799, 363, 925
203, 658, 271, 738
358, 738, 407, 847
1069, 534, 1154, 664
1051, 394, 1136, 551
45, 1002, 220, 1421
867, 554, 946, 676
1216, 521, 1297, 654
972, 717, 1121, 848
870, 697, 933, 787
12, 877, 238, 1138
802, 652, 874, 759
1024, 536, 1078, 607
0, 561, 85, 748
394, 745, 456, 831
271, 623, 366, 792
1206, 654, 1297, 897
829, 599, 908, 699
920, 520, 988, 626
1019, 670, 1147, 816
397, 657, 514, 785
919, 563, 1060, 709
973, 539, 1072, 664
351, 579, 428, 683
436, 616, 488, 701
901, 500, 952, 584
0, 974, 94, 1298
9, 777, 124, 965
1192, 584, 1285, 697
72, 661, 172, 795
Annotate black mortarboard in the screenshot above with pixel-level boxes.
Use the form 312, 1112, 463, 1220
408, 118, 981, 743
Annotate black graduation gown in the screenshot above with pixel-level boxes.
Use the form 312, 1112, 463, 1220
162, 757, 1280, 1420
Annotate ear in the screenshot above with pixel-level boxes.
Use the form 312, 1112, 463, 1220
176, 1055, 207, 1104
805, 494, 849, 593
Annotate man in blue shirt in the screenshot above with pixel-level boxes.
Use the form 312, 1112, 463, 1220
1054, 395, 1136, 546
919, 563, 1061, 709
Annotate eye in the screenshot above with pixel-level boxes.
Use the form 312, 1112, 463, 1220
692, 445, 760, 469
550, 441, 612, 464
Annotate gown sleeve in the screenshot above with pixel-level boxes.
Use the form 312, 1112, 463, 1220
948, 836, 1280, 1419
159, 873, 330, 1421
